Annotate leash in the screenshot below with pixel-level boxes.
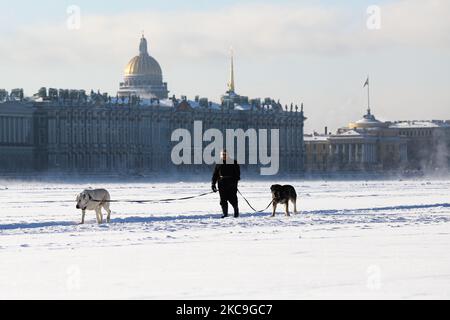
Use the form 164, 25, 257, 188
237, 189, 273, 213
3, 191, 214, 205
92, 191, 214, 204
3, 189, 271, 213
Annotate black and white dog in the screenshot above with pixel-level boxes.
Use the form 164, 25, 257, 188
270, 185, 298, 217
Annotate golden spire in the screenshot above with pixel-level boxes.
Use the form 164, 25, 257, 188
227, 47, 235, 93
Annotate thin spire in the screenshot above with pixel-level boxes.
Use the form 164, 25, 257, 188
363, 75, 370, 115
227, 47, 235, 94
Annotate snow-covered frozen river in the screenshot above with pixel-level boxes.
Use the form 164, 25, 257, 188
0, 179, 449, 299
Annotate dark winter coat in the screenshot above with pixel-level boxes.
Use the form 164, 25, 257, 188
212, 160, 241, 187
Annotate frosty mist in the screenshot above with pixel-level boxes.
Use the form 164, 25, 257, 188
171, 121, 279, 175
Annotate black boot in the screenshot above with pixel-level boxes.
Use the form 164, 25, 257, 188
221, 205, 229, 219
233, 206, 239, 218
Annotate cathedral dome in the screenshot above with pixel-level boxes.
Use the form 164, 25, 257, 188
125, 55, 163, 77
124, 36, 163, 78
118, 34, 169, 100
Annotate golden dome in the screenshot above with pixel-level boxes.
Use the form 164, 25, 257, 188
124, 55, 162, 76
124, 36, 163, 77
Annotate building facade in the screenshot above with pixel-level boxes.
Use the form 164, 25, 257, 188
0, 96, 306, 175
0, 102, 36, 171
305, 110, 408, 172
390, 120, 450, 170
0, 36, 306, 175
305, 110, 450, 173
304, 135, 329, 172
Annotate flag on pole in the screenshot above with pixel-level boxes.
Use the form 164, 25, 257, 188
364, 77, 369, 88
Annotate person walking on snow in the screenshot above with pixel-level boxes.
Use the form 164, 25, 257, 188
212, 150, 240, 218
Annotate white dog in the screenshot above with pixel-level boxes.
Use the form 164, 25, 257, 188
76, 189, 112, 224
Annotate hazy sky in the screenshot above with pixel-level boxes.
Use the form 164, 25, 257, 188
0, 0, 449, 132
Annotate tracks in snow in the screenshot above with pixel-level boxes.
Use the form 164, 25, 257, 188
1, 202, 449, 233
